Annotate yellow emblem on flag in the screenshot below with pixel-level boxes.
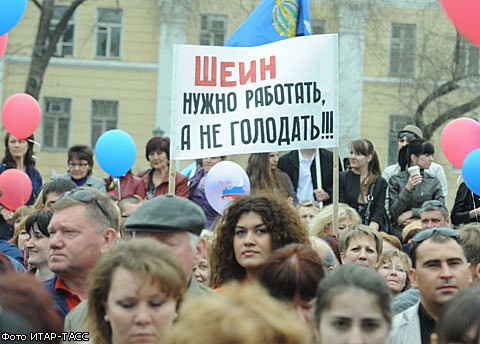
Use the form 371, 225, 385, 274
272, 0, 299, 38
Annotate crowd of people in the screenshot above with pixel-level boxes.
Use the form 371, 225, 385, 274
0, 125, 479, 344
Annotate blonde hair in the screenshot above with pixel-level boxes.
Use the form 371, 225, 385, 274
164, 282, 309, 344
11, 206, 34, 247
376, 250, 412, 290
309, 203, 361, 237
339, 224, 383, 258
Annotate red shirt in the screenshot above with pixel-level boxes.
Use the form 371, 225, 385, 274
54, 278, 81, 311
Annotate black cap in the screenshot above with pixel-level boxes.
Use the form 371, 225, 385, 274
125, 194, 206, 236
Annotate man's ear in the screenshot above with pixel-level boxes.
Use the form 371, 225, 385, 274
474, 262, 480, 284
101, 227, 118, 254
340, 252, 345, 264
193, 236, 207, 266
408, 268, 418, 288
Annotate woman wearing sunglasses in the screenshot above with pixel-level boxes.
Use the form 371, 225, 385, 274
388, 139, 444, 238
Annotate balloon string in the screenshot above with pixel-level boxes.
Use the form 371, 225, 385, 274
20, 157, 24, 212
117, 177, 122, 201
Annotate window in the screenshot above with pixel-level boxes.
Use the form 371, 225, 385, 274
389, 24, 417, 77
458, 36, 480, 77
43, 97, 71, 150
48, 6, 75, 57
91, 100, 118, 147
311, 19, 326, 35
96, 8, 123, 58
388, 115, 412, 165
200, 14, 227, 46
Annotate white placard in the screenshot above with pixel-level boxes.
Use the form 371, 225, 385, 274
170, 34, 338, 160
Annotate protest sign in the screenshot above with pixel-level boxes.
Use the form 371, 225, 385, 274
170, 34, 338, 160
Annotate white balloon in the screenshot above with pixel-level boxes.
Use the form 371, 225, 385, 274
205, 161, 250, 215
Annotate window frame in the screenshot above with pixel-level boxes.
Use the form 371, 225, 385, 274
48, 5, 76, 58
90, 99, 119, 148
95, 7, 123, 59
389, 23, 417, 78
42, 97, 72, 151
199, 14, 228, 46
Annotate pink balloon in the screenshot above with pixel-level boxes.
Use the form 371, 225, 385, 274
2, 93, 41, 139
440, 117, 480, 168
0, 34, 7, 59
0, 169, 32, 210
440, 0, 480, 47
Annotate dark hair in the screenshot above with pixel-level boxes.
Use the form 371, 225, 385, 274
259, 244, 325, 303
209, 194, 309, 288
2, 133, 36, 168
25, 211, 53, 238
68, 145, 94, 173
0, 273, 63, 342
314, 264, 392, 326
436, 287, 480, 344
40, 179, 77, 205
410, 231, 462, 268
145, 136, 170, 161
349, 139, 381, 199
398, 139, 435, 170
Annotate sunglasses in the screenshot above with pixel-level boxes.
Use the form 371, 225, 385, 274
412, 227, 459, 245
421, 200, 447, 211
61, 188, 113, 226
397, 132, 416, 141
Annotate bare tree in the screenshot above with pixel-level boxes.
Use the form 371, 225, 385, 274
415, 32, 480, 140
25, 0, 87, 99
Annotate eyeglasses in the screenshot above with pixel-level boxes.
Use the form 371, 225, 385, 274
421, 200, 447, 211
68, 162, 89, 169
397, 132, 415, 142
62, 188, 113, 226
412, 227, 459, 245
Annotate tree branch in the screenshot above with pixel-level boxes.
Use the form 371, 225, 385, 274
427, 95, 480, 136
30, 0, 42, 10
415, 80, 460, 129
45, 0, 88, 57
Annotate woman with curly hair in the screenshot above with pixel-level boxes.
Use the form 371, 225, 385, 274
246, 152, 298, 205
209, 194, 309, 288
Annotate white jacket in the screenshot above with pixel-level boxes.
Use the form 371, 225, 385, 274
387, 303, 421, 344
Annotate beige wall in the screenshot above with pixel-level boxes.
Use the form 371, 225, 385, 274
1, 0, 471, 208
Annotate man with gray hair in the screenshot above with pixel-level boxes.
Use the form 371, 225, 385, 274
420, 200, 451, 229
310, 236, 337, 273
46, 187, 119, 319
63, 194, 210, 338
125, 194, 210, 295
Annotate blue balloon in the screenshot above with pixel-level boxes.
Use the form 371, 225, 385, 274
95, 130, 137, 177
0, 0, 28, 36
462, 148, 480, 195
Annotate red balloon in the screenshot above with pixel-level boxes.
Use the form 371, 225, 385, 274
0, 34, 7, 59
2, 93, 41, 139
440, 117, 480, 169
0, 169, 32, 210
440, 0, 480, 47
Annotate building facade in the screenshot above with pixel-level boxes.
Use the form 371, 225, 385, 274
1, 0, 475, 206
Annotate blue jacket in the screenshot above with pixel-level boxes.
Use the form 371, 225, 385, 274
188, 168, 219, 228
0, 239, 24, 266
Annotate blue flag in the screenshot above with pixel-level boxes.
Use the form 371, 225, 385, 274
224, 0, 311, 47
